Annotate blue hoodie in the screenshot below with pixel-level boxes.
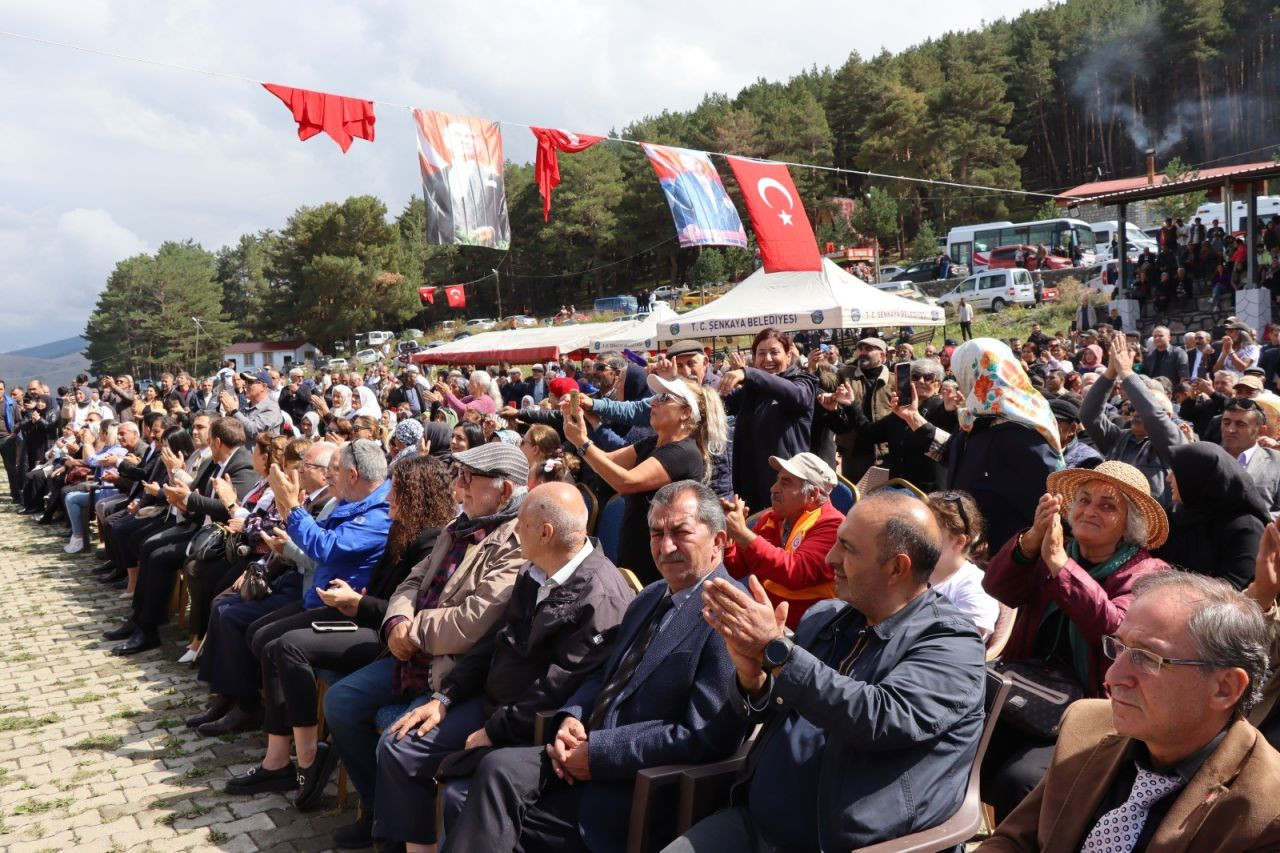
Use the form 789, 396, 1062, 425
287, 478, 392, 608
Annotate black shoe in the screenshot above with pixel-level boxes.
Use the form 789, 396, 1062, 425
333, 812, 374, 849
98, 568, 127, 584
36, 515, 55, 525
112, 579, 129, 591
111, 631, 161, 656
224, 762, 297, 795
294, 741, 339, 811
95, 547, 108, 559
91, 561, 116, 574
184, 695, 234, 729
102, 621, 137, 641
197, 706, 263, 737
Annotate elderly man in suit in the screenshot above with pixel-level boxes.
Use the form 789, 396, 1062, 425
668, 489, 987, 851
981, 572, 1280, 852
441, 480, 747, 853
1220, 397, 1280, 518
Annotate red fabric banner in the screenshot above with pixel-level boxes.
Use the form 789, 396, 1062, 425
262, 83, 375, 153
445, 285, 467, 308
418, 286, 436, 305
531, 127, 605, 221
725, 157, 822, 272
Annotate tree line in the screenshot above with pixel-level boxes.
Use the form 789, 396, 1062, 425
84, 0, 1280, 378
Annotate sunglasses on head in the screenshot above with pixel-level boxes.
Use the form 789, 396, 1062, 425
939, 491, 971, 533
1226, 398, 1267, 423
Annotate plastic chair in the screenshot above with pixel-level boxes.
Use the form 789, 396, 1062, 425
618, 567, 645, 593
830, 476, 859, 514
867, 477, 926, 499
985, 605, 1017, 662
577, 483, 600, 535
745, 511, 765, 531
597, 494, 626, 564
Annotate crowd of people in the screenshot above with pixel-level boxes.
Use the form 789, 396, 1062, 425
3, 305, 1280, 851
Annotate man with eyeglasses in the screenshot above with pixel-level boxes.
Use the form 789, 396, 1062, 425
1220, 395, 1280, 518
981, 572, 1280, 851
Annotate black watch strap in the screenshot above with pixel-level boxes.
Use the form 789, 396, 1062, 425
762, 637, 795, 672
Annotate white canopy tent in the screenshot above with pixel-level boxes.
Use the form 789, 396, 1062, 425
589, 303, 679, 353
411, 321, 624, 366
655, 259, 944, 340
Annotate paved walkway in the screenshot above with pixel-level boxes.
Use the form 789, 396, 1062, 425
0, 492, 351, 852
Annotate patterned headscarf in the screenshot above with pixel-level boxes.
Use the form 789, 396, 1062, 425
952, 338, 1062, 455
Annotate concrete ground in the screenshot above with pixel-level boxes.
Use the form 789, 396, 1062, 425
0, 491, 352, 852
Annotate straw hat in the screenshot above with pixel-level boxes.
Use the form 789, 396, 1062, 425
1045, 460, 1169, 549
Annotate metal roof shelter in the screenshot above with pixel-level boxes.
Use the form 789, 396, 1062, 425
1058, 158, 1280, 286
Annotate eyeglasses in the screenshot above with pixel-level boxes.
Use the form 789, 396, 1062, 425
450, 465, 496, 485
1101, 635, 1219, 676
938, 491, 971, 534
299, 462, 328, 471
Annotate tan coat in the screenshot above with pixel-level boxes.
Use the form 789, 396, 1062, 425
1247, 604, 1280, 731
382, 516, 522, 692
980, 699, 1280, 852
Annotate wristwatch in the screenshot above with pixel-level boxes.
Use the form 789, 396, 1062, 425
577, 439, 595, 454
762, 637, 795, 674
430, 691, 452, 709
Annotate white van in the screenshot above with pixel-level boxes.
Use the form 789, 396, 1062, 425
936, 269, 1037, 313
366, 330, 394, 346
1091, 221, 1158, 259
1194, 197, 1280, 234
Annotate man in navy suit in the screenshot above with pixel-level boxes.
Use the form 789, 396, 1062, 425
442, 480, 746, 853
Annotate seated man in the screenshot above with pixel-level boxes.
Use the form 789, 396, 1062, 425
443, 480, 747, 853
671, 490, 987, 851
981, 572, 1280, 851
322, 442, 529, 849
721, 452, 843, 628
376, 482, 637, 849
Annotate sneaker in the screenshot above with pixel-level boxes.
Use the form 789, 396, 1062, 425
64, 536, 85, 554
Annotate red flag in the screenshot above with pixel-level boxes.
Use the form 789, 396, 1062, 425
531, 127, 604, 221
445, 285, 467, 309
418, 286, 436, 305
725, 157, 822, 272
263, 83, 375, 153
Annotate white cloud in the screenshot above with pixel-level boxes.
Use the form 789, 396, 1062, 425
0, 0, 1048, 351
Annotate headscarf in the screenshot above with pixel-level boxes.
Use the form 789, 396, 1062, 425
1168, 442, 1271, 527
331, 384, 353, 417
300, 411, 321, 437
952, 338, 1062, 455
420, 420, 454, 464
354, 386, 382, 418
392, 418, 424, 448
1078, 344, 1103, 372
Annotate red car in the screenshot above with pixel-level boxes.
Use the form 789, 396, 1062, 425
983, 245, 1073, 272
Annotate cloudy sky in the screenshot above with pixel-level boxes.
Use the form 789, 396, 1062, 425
0, 0, 1047, 351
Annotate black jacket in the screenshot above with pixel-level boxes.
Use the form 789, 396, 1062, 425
184, 446, 257, 526
726, 366, 818, 515
438, 541, 636, 745
828, 394, 956, 493
354, 525, 443, 629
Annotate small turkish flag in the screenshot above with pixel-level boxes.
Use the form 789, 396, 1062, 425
418, 286, 436, 305
725, 157, 822, 273
445, 285, 467, 309
531, 127, 605, 221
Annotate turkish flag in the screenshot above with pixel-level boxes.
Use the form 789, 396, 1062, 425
725, 157, 822, 273
532, 127, 605, 221
418, 286, 436, 305
445, 285, 467, 309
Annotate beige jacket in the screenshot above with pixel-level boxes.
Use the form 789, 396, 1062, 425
383, 516, 523, 692
981, 699, 1280, 852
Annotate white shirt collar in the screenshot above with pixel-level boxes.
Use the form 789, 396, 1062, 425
528, 540, 593, 605
1239, 443, 1259, 468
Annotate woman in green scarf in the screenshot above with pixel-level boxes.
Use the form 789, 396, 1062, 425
981, 460, 1170, 820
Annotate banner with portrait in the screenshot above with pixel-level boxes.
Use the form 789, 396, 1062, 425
642, 144, 748, 248
414, 109, 511, 250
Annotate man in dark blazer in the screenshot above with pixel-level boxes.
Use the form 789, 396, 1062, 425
442, 481, 747, 853
103, 416, 257, 655
672, 489, 986, 851
1144, 325, 1189, 386
1220, 396, 1280, 518
980, 573, 1280, 852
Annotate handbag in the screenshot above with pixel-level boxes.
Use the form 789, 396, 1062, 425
987, 658, 1083, 740
240, 560, 273, 601
186, 523, 229, 562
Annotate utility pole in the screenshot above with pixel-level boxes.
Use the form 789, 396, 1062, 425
191, 317, 205, 377
492, 268, 502, 318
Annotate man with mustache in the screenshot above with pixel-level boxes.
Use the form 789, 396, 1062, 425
829, 336, 893, 482
980, 572, 1280, 851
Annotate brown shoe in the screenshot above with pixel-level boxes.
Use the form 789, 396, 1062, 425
184, 695, 233, 729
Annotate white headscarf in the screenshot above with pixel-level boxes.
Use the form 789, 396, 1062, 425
331, 385, 353, 418
355, 386, 382, 418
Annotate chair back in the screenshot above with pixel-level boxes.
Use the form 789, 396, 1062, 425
868, 477, 926, 499
577, 482, 600, 535
985, 604, 1017, 662
597, 494, 626, 563
745, 510, 765, 530
618, 567, 645, 593
831, 476, 859, 514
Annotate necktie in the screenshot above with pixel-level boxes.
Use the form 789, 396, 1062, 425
587, 594, 674, 730
1079, 767, 1183, 853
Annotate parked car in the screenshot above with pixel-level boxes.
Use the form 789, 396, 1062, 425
431, 319, 458, 332
875, 265, 906, 283
452, 330, 474, 341
980, 245, 1073, 274
464, 318, 497, 331
890, 259, 967, 284
501, 315, 539, 328
936, 268, 1037, 313
426, 340, 447, 349
326, 358, 349, 371
365, 331, 393, 346
872, 281, 938, 306
680, 291, 720, 307
355, 348, 380, 365
396, 341, 421, 363
1081, 262, 1119, 300
651, 284, 687, 301
402, 328, 424, 340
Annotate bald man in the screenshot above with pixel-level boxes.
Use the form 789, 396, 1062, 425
375, 482, 638, 849
678, 491, 988, 852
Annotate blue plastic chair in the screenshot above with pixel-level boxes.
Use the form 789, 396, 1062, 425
830, 477, 858, 514
597, 494, 626, 564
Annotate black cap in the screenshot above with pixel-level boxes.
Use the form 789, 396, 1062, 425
1049, 398, 1081, 423
238, 371, 263, 385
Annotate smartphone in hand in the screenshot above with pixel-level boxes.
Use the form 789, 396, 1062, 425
895, 362, 913, 403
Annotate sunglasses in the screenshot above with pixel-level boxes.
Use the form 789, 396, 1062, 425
909, 373, 936, 381
651, 392, 690, 407
939, 491, 971, 534
1226, 398, 1267, 423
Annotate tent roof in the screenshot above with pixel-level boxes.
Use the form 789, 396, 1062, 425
656, 259, 943, 340
590, 304, 679, 352
411, 321, 623, 366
